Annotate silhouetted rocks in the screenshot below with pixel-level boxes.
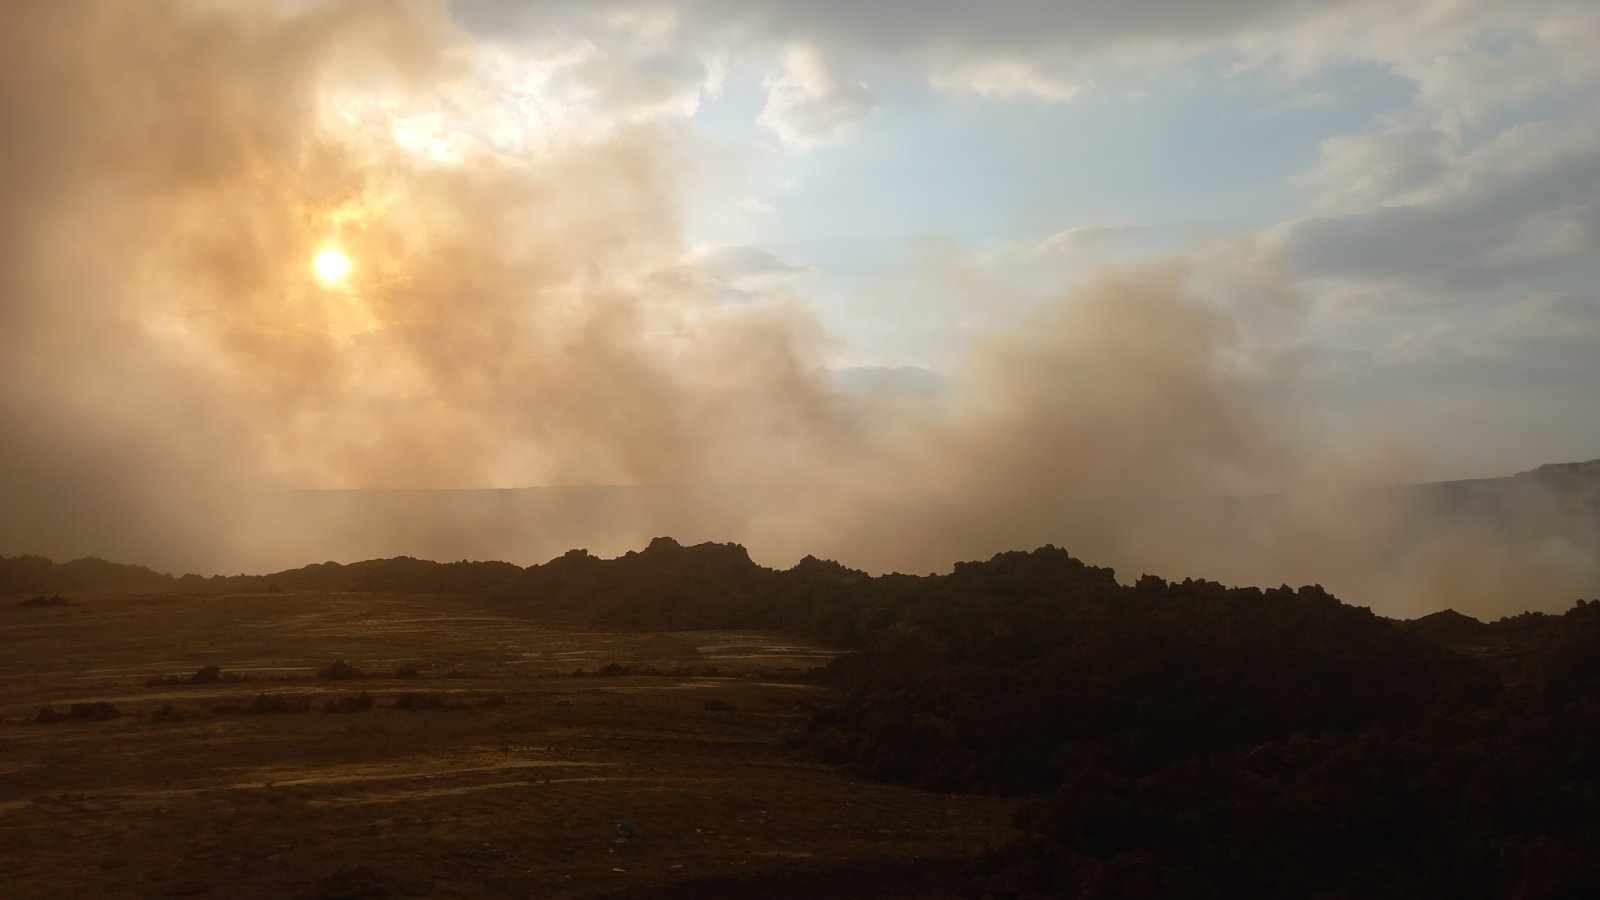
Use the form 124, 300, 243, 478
1, 552, 522, 597
18, 593, 71, 607
479, 531, 1600, 894
1, 555, 174, 594
1515, 457, 1600, 486
794, 550, 1497, 793
761, 548, 1600, 897
6, 530, 1600, 896
497, 537, 769, 629
527, 536, 1600, 895
1407, 607, 1494, 644
254, 556, 522, 595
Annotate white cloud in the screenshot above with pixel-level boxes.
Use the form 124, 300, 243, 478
1293, 127, 1453, 213
451, 0, 1600, 155
1030, 225, 1136, 254
446, 0, 1600, 459
678, 244, 815, 304
1231, 0, 1600, 128
757, 44, 875, 148
1279, 110, 1600, 289
928, 60, 1080, 102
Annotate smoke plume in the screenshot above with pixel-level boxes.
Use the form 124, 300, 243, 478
1, 2, 1593, 617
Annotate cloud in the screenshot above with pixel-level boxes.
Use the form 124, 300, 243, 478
695, 244, 810, 279
827, 365, 947, 398
2, 1, 1595, 621
927, 60, 1080, 102
455, 1, 1600, 116
757, 44, 875, 147
1279, 113, 1600, 289
444, 2, 729, 140
1292, 126, 1451, 213
0, 1, 850, 569
446, 0, 1367, 130
683, 244, 814, 303
1030, 225, 1141, 254
1258, 97, 1600, 484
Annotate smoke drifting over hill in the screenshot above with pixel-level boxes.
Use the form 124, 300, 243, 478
1, 2, 1595, 617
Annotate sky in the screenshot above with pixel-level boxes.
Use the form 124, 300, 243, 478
438, 0, 1600, 478
1, 1, 1597, 612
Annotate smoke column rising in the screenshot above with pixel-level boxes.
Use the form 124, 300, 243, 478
1, 2, 1594, 617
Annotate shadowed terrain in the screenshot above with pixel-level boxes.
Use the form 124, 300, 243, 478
5, 528, 1600, 897
6, 3, 1600, 897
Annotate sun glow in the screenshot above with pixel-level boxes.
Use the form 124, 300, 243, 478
312, 245, 353, 287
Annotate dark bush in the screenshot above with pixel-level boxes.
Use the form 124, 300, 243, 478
317, 658, 361, 680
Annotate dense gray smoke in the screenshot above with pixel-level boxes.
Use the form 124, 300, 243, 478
1, 2, 1593, 617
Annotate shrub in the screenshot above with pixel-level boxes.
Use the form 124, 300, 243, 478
317, 658, 361, 680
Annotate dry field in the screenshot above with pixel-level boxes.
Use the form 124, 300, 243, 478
0, 591, 1015, 899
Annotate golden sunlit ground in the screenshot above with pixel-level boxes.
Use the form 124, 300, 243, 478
0, 592, 1016, 899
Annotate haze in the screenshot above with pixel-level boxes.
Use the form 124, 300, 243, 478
3, 1, 1597, 617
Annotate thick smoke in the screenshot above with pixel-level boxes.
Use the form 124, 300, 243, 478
1, 2, 1593, 617
0, 1, 844, 562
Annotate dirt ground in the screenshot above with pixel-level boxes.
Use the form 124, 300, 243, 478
0, 592, 1017, 898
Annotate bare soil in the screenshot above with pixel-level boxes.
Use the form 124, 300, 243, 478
0, 592, 1016, 898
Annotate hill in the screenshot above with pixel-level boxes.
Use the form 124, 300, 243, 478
7, 537, 1600, 895
6, 458, 1598, 615
0, 553, 522, 597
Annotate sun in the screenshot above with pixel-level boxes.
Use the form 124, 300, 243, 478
312, 245, 353, 287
